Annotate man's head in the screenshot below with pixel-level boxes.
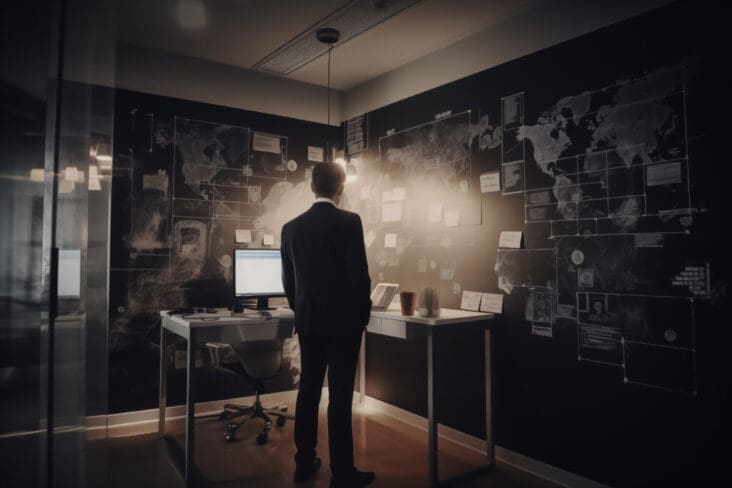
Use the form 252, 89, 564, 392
311, 162, 346, 203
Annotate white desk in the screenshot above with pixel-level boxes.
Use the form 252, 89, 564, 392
366, 304, 495, 487
158, 309, 294, 485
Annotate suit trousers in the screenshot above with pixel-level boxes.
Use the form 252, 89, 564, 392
294, 330, 363, 475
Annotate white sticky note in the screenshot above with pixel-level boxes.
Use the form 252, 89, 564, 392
263, 233, 274, 246
307, 146, 324, 162
360, 185, 371, 200
428, 203, 443, 223
391, 186, 406, 201
382, 191, 392, 202
58, 249, 81, 298
439, 268, 454, 280
64, 166, 78, 182
418, 258, 427, 272
384, 233, 397, 248
445, 209, 460, 227
235, 229, 252, 243
58, 180, 75, 194
499, 231, 522, 248
381, 202, 403, 223
479, 172, 501, 193
480, 293, 503, 313
460, 290, 482, 311
365, 229, 376, 248
253, 133, 281, 154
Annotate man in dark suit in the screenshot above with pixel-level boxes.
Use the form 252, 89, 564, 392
281, 162, 375, 487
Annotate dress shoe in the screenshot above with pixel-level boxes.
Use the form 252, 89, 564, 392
329, 469, 375, 488
294, 457, 321, 482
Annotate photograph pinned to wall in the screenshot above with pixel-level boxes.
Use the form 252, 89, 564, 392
250, 132, 287, 179
480, 171, 501, 193
428, 202, 443, 223
307, 145, 324, 162
445, 209, 460, 227
501, 92, 524, 131
345, 113, 368, 155
502, 161, 524, 195
234, 229, 252, 244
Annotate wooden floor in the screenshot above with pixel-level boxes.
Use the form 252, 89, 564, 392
107, 404, 559, 488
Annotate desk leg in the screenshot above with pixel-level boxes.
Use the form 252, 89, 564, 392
159, 325, 167, 437
359, 330, 366, 404
485, 329, 495, 467
427, 330, 438, 486
184, 329, 196, 485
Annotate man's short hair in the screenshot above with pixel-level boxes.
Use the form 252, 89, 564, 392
312, 162, 346, 197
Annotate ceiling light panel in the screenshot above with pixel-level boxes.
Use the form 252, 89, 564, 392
253, 0, 424, 75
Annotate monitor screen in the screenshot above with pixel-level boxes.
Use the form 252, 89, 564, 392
234, 249, 285, 297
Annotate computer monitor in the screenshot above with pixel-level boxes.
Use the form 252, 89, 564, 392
233, 248, 285, 310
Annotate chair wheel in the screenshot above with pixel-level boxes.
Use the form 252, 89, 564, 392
264, 421, 272, 432
276, 417, 286, 427
225, 432, 235, 442
256, 432, 268, 445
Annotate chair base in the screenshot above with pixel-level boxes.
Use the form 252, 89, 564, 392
220, 392, 296, 444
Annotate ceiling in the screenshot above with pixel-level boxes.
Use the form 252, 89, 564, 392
116, 0, 541, 91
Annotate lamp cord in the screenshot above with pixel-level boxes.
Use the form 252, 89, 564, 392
327, 44, 332, 127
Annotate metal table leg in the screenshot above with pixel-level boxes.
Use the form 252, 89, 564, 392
427, 329, 438, 486
184, 329, 196, 485
485, 328, 495, 467
425, 325, 494, 487
158, 325, 168, 437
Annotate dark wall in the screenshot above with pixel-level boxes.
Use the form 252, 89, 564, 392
354, 2, 724, 486
109, 89, 338, 413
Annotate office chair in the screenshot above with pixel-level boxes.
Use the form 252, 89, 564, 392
205, 339, 295, 444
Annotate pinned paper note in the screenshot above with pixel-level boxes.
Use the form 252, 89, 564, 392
445, 209, 460, 227
365, 229, 376, 248
307, 146, 324, 162
460, 290, 482, 311
479, 172, 501, 193
384, 233, 397, 248
381, 202, 403, 223
391, 186, 406, 201
480, 293, 503, 313
360, 185, 371, 200
499, 231, 522, 248
428, 203, 443, 223
235, 229, 252, 243
263, 233, 274, 246
418, 258, 427, 273
253, 133, 281, 154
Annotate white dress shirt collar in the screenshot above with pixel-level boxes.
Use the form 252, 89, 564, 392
314, 197, 337, 207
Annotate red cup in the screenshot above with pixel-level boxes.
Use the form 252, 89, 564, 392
399, 291, 416, 316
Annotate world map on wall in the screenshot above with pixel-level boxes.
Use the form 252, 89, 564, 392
496, 66, 700, 394
109, 113, 312, 409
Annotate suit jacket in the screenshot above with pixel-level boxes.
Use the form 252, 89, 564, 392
281, 202, 372, 337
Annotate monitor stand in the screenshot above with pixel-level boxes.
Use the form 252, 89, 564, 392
243, 297, 275, 311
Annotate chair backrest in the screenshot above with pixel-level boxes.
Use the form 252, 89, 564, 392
234, 339, 283, 380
